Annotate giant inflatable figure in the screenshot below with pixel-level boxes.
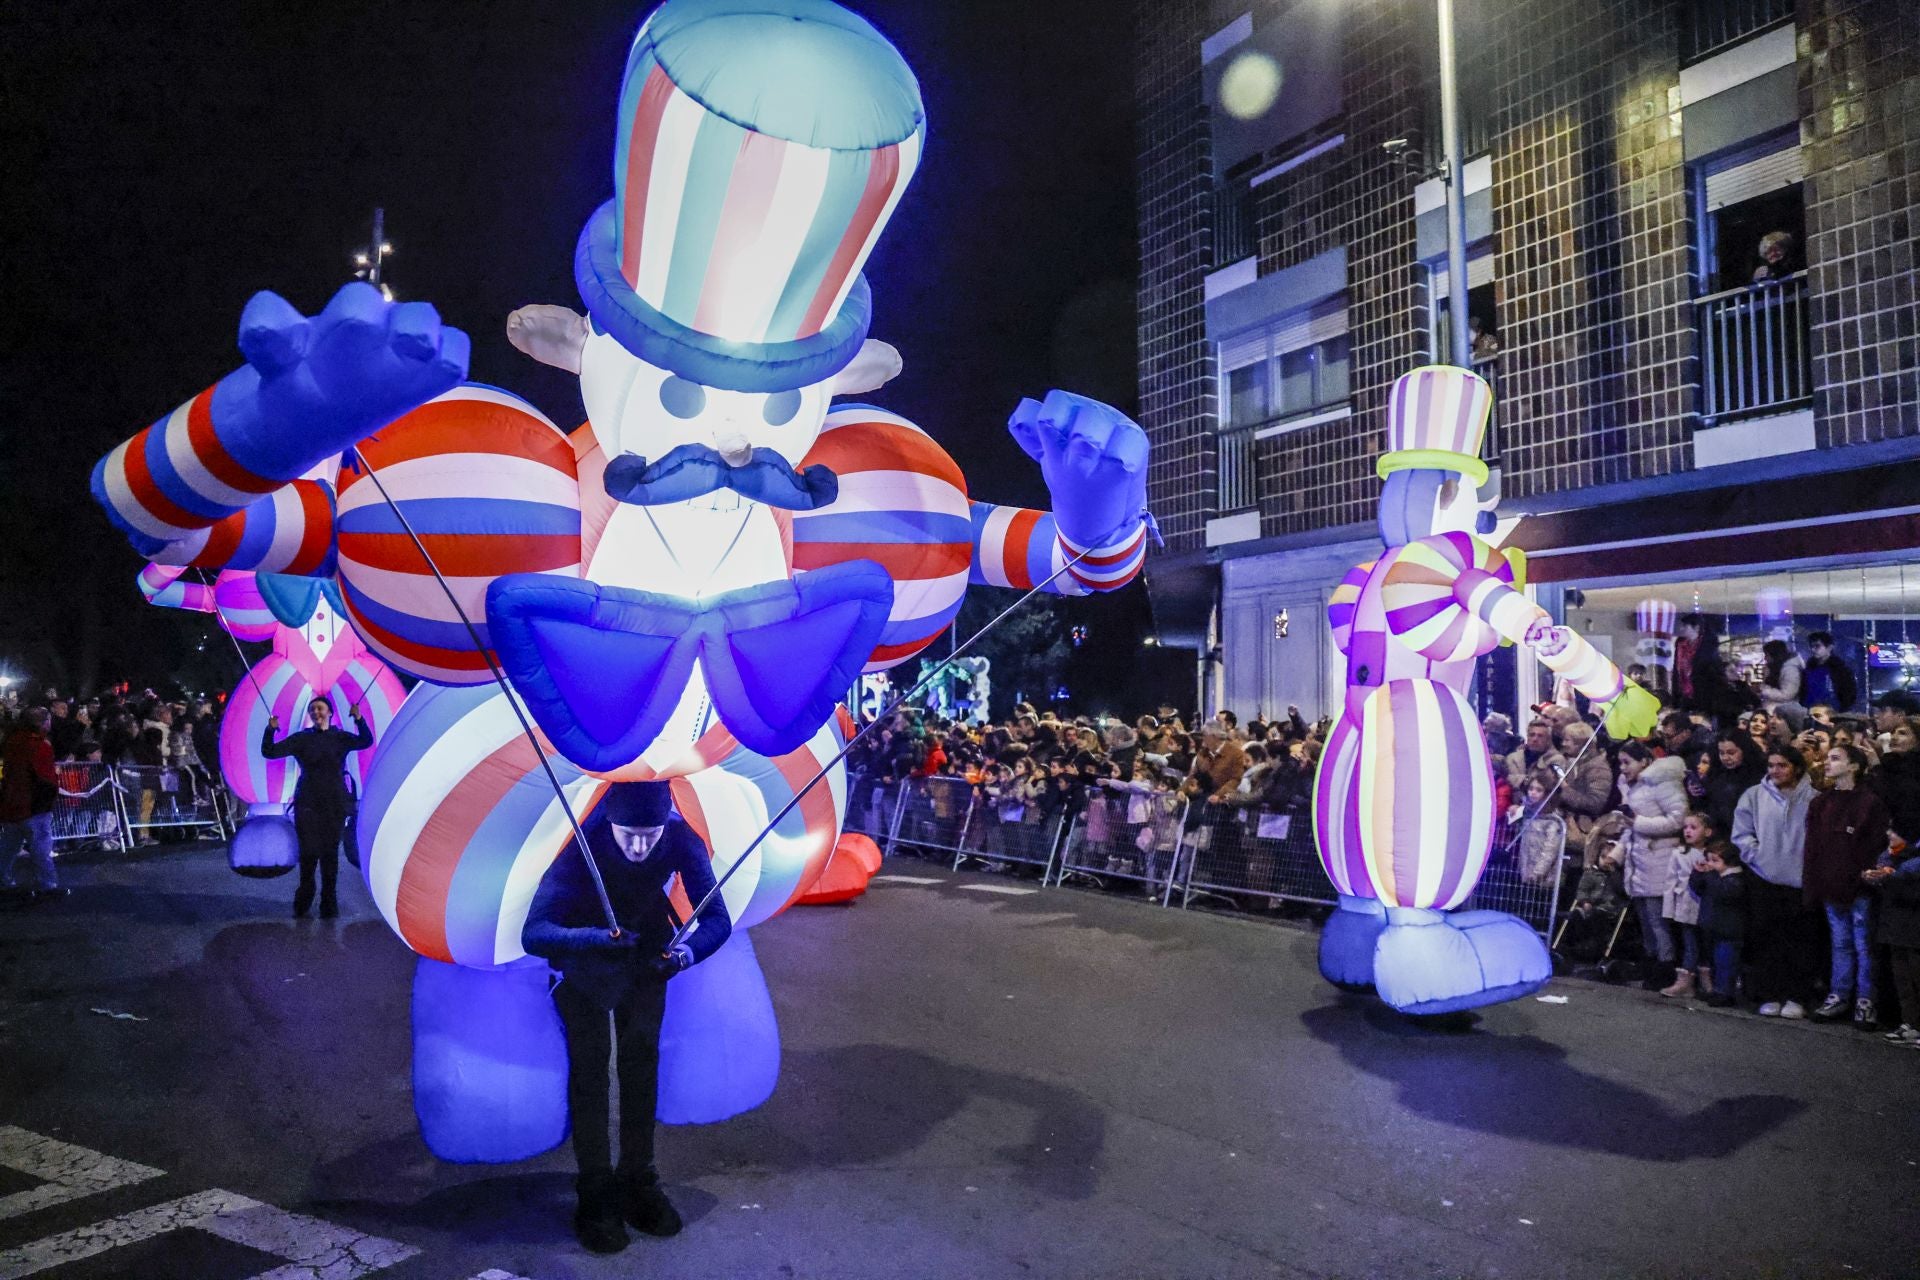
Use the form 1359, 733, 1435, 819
91, 0, 1147, 1159
1313, 366, 1657, 1015
136, 565, 405, 875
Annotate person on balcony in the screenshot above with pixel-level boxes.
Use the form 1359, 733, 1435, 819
1469, 314, 1501, 360
1752, 230, 1800, 284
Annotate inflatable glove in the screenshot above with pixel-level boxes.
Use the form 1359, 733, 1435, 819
1008, 390, 1149, 550
1601, 681, 1660, 740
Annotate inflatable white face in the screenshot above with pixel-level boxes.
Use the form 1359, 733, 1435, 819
578, 326, 834, 469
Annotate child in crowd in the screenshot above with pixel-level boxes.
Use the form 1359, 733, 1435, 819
1514, 769, 1567, 887
1661, 812, 1714, 997
1689, 841, 1748, 1008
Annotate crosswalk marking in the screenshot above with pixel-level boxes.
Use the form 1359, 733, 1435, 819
957, 884, 1039, 896
0, 1188, 418, 1280
0, 1127, 163, 1223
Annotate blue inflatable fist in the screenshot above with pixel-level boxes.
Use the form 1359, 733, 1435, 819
1008, 390, 1149, 550
226, 282, 471, 480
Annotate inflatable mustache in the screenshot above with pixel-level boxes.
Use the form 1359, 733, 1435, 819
602, 442, 839, 510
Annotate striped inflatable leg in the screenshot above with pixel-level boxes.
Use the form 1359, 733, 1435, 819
1311, 712, 1386, 988
1353, 680, 1495, 911
1350, 679, 1551, 1013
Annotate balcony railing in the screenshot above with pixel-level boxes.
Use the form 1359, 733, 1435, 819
1683, 0, 1793, 64
1213, 181, 1256, 267
1217, 424, 1257, 512
1696, 271, 1811, 423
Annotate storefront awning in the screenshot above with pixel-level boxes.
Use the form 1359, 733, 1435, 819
1507, 462, 1920, 583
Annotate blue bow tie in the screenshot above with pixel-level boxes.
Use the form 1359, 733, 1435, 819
603, 443, 839, 510
486, 562, 893, 770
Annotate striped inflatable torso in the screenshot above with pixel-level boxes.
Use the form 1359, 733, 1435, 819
791, 404, 971, 672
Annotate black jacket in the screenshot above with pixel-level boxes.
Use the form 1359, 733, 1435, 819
260, 718, 373, 810
521, 814, 732, 1010
1690, 867, 1749, 943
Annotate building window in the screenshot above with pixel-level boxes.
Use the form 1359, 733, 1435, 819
1693, 137, 1810, 421
1682, 0, 1793, 65
1219, 300, 1351, 434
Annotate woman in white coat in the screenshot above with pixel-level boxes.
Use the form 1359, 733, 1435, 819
1616, 741, 1691, 989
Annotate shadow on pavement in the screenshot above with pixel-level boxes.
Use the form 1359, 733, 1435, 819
683, 1042, 1108, 1199
1300, 996, 1807, 1160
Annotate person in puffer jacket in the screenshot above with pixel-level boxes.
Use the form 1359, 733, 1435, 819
1616, 741, 1690, 990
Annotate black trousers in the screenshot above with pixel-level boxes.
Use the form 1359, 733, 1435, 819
553, 976, 669, 1181
1745, 874, 1821, 1005
293, 801, 346, 909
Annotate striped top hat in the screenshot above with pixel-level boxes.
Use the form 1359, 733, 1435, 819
1377, 365, 1493, 486
574, 0, 925, 394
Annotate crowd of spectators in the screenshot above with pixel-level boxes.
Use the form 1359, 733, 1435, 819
1496, 616, 1920, 1045
848, 615, 1920, 1045
845, 699, 1331, 901
0, 684, 225, 880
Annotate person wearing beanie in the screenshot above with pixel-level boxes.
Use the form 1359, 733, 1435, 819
522, 780, 733, 1254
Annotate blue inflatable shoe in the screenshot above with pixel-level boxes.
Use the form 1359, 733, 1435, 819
1319, 893, 1386, 989
1372, 906, 1552, 1015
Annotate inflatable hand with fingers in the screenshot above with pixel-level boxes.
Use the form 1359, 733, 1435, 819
1313, 366, 1656, 1015
92, 0, 1148, 1161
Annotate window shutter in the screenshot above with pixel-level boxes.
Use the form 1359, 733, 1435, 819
1705, 145, 1805, 211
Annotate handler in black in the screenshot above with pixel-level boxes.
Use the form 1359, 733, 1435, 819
522, 780, 732, 1254
262, 698, 374, 918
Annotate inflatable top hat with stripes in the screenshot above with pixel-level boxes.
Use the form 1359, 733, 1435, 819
574, 0, 925, 395
1376, 364, 1494, 486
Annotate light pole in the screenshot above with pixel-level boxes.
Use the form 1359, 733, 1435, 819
352, 207, 395, 299
1436, 0, 1472, 369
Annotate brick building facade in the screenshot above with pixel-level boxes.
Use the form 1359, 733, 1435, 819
1139, 0, 1920, 723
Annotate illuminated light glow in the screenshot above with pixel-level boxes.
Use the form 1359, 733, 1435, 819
1219, 50, 1283, 120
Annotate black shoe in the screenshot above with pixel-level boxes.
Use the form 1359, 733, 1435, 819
621, 1173, 683, 1238
575, 1175, 629, 1254
292, 887, 314, 918
318, 899, 339, 919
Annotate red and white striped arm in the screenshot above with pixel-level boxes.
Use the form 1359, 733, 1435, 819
969, 503, 1146, 597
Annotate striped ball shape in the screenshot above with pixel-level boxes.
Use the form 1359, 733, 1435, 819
359, 683, 607, 969
218, 648, 402, 807
212, 572, 279, 642
1376, 532, 1512, 664
668, 714, 848, 931
791, 405, 970, 672
335, 385, 583, 686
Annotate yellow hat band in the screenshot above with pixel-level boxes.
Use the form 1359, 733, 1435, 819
1376, 447, 1489, 486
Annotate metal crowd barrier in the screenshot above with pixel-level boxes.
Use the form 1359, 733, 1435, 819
50, 762, 128, 852
835, 773, 1570, 938
1176, 800, 1332, 909
1052, 790, 1188, 904
1462, 813, 1567, 937
958, 804, 1067, 878
843, 770, 905, 851
113, 764, 229, 844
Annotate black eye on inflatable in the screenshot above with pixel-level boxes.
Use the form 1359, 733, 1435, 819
659, 376, 707, 420
761, 388, 802, 426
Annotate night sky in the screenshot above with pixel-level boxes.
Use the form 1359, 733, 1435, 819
2, 0, 1145, 698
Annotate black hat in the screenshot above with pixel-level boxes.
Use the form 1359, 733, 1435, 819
602, 781, 672, 828
1872, 689, 1920, 714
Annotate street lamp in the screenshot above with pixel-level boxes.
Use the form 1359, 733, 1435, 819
1435, 0, 1472, 369
352, 207, 396, 300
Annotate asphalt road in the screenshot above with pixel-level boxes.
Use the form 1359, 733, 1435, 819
1, 841, 1917, 1280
